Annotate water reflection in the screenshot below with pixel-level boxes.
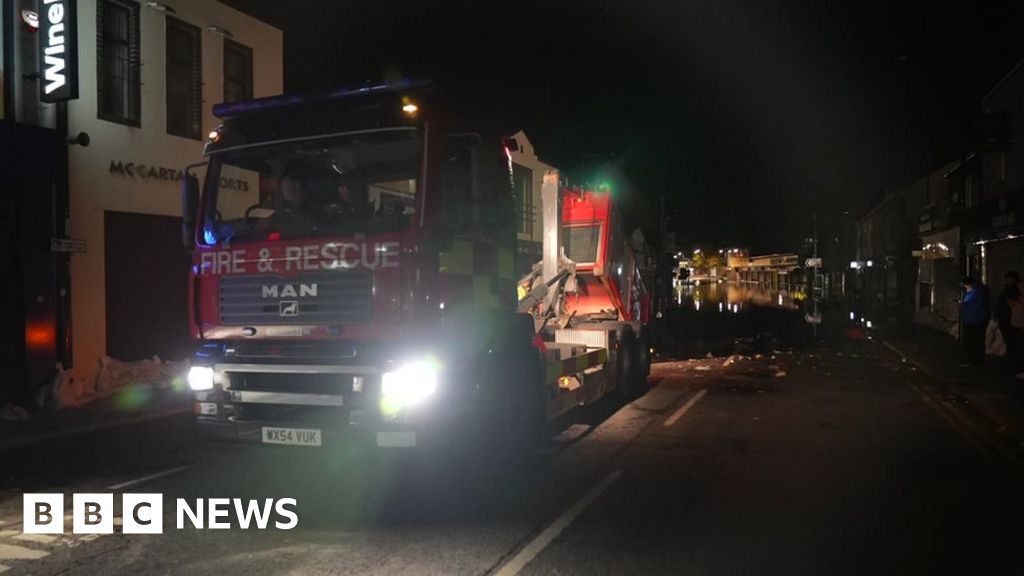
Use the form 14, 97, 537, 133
677, 281, 807, 313
660, 279, 814, 359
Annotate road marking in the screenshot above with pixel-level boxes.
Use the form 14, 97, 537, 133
107, 465, 190, 491
880, 339, 1020, 466
0, 543, 49, 560
554, 424, 592, 444
13, 533, 57, 545
494, 470, 623, 576
664, 389, 706, 427
909, 382, 999, 461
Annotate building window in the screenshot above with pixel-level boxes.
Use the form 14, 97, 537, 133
513, 163, 533, 235
97, 0, 141, 126
964, 173, 976, 208
223, 40, 253, 103
166, 17, 202, 139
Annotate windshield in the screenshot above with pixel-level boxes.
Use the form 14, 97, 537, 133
202, 128, 420, 244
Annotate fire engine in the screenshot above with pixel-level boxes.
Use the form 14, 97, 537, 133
181, 80, 652, 453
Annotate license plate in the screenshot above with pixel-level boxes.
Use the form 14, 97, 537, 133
261, 426, 322, 447
376, 431, 416, 448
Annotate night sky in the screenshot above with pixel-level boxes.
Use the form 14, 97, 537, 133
224, 0, 1024, 253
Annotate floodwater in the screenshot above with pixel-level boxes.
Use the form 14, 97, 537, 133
674, 279, 808, 313
656, 280, 829, 359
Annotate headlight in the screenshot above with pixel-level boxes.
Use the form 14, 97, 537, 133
380, 359, 439, 414
188, 366, 214, 391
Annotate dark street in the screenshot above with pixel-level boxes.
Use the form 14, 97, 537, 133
3, 297, 1023, 575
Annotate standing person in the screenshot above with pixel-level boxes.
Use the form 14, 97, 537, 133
961, 276, 991, 367
995, 270, 1022, 373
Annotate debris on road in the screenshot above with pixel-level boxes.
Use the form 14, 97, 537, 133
1, 403, 28, 422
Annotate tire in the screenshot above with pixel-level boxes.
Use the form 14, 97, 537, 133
613, 325, 638, 401
473, 379, 533, 477
477, 328, 545, 472
636, 326, 652, 395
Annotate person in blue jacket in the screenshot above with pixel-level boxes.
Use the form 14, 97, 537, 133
961, 276, 991, 367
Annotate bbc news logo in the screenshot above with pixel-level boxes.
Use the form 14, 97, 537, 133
24, 494, 298, 534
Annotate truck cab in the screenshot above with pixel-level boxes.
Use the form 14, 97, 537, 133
182, 81, 537, 449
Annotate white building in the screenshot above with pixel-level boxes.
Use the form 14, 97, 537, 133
2, 0, 282, 389
508, 130, 556, 273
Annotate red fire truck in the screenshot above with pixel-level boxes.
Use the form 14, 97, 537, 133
182, 81, 651, 452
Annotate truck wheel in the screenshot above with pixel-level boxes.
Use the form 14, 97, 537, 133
497, 390, 531, 452
474, 385, 532, 478
481, 345, 543, 470
636, 326, 652, 394
613, 326, 638, 401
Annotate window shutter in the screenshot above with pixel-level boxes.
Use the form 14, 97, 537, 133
95, 1, 105, 115
191, 29, 202, 136
96, 0, 141, 126
129, 2, 141, 126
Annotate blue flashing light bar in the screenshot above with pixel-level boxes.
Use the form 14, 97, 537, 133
212, 78, 434, 119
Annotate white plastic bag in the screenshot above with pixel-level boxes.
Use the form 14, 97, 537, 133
94, 355, 165, 396
986, 319, 1006, 357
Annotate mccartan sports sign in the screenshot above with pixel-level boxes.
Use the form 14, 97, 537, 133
110, 161, 250, 191
38, 0, 79, 102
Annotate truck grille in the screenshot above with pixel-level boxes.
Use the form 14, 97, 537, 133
230, 372, 366, 396
219, 271, 372, 325
563, 225, 601, 264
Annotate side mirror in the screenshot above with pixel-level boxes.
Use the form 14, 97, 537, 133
181, 173, 199, 252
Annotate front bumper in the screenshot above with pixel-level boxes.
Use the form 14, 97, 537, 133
194, 415, 432, 449
192, 363, 477, 450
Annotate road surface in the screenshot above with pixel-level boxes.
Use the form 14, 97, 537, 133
1, 335, 1022, 575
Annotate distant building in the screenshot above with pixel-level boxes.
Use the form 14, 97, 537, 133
724, 248, 749, 271
914, 154, 982, 334
976, 58, 1024, 288
731, 253, 803, 291
854, 182, 924, 325
856, 56, 1024, 335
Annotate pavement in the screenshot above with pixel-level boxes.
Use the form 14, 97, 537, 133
875, 322, 1024, 456
0, 384, 192, 452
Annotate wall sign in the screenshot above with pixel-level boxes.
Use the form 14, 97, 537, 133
39, 0, 79, 102
51, 238, 86, 253
109, 161, 250, 191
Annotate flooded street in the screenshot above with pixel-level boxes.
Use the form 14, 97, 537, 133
658, 280, 827, 359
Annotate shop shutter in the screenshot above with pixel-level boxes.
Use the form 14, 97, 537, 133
986, 238, 1024, 288
104, 211, 191, 361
